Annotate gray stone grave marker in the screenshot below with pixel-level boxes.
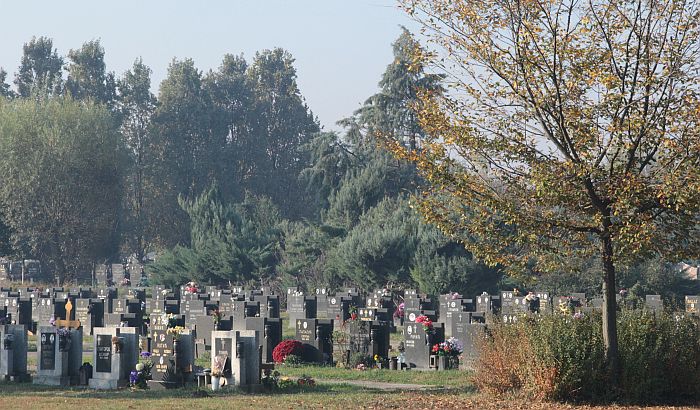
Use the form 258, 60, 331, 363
211, 330, 260, 389
89, 327, 139, 389
0, 324, 28, 381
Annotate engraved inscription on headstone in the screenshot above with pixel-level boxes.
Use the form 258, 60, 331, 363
40, 332, 56, 370
96, 334, 112, 373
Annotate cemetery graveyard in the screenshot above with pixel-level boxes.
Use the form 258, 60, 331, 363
0, 281, 690, 394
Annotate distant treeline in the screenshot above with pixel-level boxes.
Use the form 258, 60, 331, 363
0, 33, 696, 300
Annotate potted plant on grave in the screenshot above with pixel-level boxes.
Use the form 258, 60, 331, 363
210, 308, 223, 330
167, 325, 185, 352
431, 337, 463, 370
130, 352, 153, 390
57, 328, 71, 352
373, 354, 386, 369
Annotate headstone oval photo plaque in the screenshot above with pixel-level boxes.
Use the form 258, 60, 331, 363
40, 332, 55, 370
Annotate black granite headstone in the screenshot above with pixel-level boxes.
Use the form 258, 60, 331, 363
40, 331, 56, 370
95, 334, 112, 373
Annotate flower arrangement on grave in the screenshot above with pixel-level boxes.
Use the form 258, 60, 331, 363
272, 339, 303, 363
184, 281, 198, 294
211, 354, 225, 378
161, 289, 169, 297
432, 337, 463, 357
49, 315, 56, 326
393, 302, 405, 319
130, 352, 153, 389
450, 292, 461, 300
162, 313, 178, 328
373, 354, 386, 368
261, 369, 281, 389
166, 325, 185, 341
111, 336, 123, 353
277, 376, 296, 389
120, 277, 131, 287
415, 315, 434, 333
210, 308, 223, 326
349, 305, 358, 321
297, 375, 315, 387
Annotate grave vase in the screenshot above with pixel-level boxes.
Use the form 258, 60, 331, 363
3, 333, 14, 350
437, 355, 448, 371
211, 375, 221, 391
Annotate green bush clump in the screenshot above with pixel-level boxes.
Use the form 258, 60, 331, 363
283, 354, 303, 366
348, 352, 372, 368
617, 310, 700, 402
473, 309, 700, 403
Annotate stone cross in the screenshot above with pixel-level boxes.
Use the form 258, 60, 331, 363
55, 300, 82, 329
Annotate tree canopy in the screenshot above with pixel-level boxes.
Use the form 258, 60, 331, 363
397, 0, 700, 385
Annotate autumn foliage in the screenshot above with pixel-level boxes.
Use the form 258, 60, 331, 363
396, 0, 700, 390
472, 311, 700, 403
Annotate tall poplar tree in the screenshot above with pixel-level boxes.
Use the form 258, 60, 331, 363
151, 58, 216, 247
118, 58, 157, 258
14, 36, 63, 98
65, 39, 117, 108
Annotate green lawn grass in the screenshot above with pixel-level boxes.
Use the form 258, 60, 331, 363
276, 364, 472, 388
0, 381, 475, 410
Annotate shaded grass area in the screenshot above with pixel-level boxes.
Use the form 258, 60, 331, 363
276, 365, 473, 388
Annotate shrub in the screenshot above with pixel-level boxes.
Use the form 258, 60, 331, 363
472, 310, 700, 404
348, 352, 372, 369
272, 340, 303, 363
284, 354, 302, 366
617, 310, 700, 402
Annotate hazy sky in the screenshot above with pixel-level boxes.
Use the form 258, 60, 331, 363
0, 1, 418, 131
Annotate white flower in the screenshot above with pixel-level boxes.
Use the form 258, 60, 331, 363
136, 363, 144, 371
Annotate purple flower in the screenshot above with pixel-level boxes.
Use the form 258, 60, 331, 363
140, 351, 152, 358
129, 371, 139, 384
49, 316, 56, 326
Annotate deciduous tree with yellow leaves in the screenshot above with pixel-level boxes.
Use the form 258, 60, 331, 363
393, 0, 700, 387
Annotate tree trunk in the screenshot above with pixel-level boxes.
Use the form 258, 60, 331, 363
601, 229, 620, 390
